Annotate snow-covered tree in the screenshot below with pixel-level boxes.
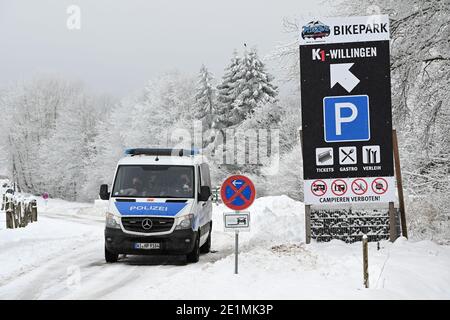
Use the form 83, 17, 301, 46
278, 94, 302, 153
81, 99, 131, 200
215, 48, 278, 129
250, 142, 303, 200
125, 71, 195, 147
0, 76, 115, 200
209, 49, 280, 177
0, 78, 79, 193
214, 50, 241, 129
231, 48, 278, 121
193, 65, 215, 129
82, 72, 197, 200
38, 94, 87, 200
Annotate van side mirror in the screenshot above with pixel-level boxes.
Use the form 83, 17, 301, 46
198, 186, 211, 202
99, 184, 110, 200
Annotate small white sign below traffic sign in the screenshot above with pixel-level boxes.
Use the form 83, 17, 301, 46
223, 212, 250, 232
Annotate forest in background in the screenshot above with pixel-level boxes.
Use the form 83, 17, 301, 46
0, 0, 448, 241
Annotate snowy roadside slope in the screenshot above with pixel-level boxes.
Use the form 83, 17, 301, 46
34, 197, 106, 218
0, 195, 449, 299
0, 197, 104, 291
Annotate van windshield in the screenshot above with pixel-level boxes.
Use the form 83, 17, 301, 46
112, 165, 195, 198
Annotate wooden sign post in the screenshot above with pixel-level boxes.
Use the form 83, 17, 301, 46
392, 129, 408, 238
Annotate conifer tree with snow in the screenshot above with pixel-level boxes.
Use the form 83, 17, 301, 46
232, 48, 278, 122
194, 65, 215, 129
214, 50, 241, 129
215, 48, 278, 129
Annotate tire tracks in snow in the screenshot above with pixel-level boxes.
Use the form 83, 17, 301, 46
0, 209, 104, 299
0, 240, 102, 299
40, 211, 104, 226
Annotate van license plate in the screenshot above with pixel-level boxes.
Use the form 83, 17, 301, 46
134, 243, 160, 250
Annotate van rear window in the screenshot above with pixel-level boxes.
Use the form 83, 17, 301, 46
112, 165, 195, 198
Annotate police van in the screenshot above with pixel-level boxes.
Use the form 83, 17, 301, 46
99, 148, 213, 263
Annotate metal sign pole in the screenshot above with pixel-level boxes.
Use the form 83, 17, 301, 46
235, 230, 239, 274
235, 208, 239, 275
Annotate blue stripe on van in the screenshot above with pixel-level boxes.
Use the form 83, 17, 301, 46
115, 202, 187, 216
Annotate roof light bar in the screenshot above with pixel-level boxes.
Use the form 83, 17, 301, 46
124, 148, 200, 157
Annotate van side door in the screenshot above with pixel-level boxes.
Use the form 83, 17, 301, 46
197, 164, 212, 241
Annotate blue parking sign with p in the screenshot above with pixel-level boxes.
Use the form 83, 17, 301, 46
323, 95, 370, 142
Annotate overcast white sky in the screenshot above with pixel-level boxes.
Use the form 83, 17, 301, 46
0, 0, 329, 97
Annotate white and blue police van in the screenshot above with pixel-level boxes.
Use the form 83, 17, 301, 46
99, 148, 213, 263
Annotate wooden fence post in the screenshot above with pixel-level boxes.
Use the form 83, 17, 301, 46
388, 202, 397, 242
31, 199, 38, 222
16, 201, 23, 228
12, 200, 18, 229
5, 198, 13, 229
363, 235, 369, 288
23, 202, 30, 227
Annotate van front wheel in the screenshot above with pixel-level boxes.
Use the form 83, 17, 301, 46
105, 245, 118, 263
187, 232, 200, 263
200, 222, 212, 254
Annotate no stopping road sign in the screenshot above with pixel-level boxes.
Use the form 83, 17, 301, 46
220, 175, 256, 211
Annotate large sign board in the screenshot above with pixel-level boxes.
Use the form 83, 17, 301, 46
299, 15, 395, 205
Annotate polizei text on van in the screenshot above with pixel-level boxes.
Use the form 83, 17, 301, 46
129, 205, 168, 212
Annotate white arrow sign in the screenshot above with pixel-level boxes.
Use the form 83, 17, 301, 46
330, 63, 360, 93
232, 180, 242, 187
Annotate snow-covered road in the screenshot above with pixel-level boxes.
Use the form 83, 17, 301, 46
0, 196, 449, 299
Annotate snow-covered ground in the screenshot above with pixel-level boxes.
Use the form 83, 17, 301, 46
0, 195, 449, 299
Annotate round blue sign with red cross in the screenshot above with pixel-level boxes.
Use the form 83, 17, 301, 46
220, 175, 256, 211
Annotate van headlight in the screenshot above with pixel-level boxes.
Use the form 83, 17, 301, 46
106, 212, 121, 229
175, 214, 193, 230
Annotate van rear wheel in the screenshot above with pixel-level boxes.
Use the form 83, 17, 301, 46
187, 232, 200, 263
105, 245, 118, 263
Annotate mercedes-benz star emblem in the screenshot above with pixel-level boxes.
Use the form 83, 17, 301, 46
141, 218, 153, 230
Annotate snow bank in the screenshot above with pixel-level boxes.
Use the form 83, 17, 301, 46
76, 199, 108, 217
35, 197, 107, 218
212, 195, 305, 251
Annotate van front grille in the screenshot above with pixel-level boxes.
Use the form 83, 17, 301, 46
121, 217, 174, 233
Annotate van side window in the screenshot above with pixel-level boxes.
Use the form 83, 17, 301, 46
200, 164, 211, 188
